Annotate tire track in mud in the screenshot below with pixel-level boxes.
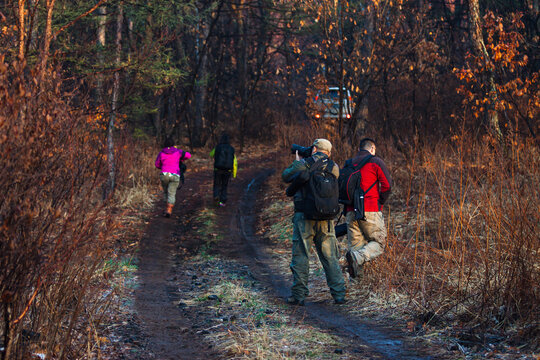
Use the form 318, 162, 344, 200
235, 169, 437, 360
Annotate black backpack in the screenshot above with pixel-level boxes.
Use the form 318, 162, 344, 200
338, 155, 376, 220
214, 144, 235, 170
179, 150, 188, 184
303, 157, 341, 220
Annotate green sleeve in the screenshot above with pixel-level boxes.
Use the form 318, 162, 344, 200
282, 160, 307, 183
209, 148, 215, 157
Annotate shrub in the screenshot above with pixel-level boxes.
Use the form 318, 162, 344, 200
0, 59, 117, 358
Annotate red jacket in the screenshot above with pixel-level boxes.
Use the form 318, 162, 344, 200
345, 150, 392, 212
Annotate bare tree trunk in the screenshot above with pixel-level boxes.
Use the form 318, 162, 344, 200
153, 92, 164, 142
171, 0, 225, 146
98, 6, 107, 49
354, 0, 374, 137
96, 5, 107, 102
208, 41, 225, 141
40, 0, 56, 77
26, 0, 39, 53
18, 0, 26, 59
236, 0, 248, 151
337, 0, 345, 136
193, 8, 210, 147
469, 0, 502, 141
105, 2, 123, 198
3, 302, 15, 360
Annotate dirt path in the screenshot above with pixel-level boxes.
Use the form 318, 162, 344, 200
134, 169, 218, 359
133, 154, 447, 359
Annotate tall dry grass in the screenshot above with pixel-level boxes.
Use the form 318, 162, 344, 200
114, 138, 158, 211
368, 134, 539, 333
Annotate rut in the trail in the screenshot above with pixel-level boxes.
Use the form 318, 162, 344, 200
236, 169, 435, 360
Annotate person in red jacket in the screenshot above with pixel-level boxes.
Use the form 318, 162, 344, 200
345, 138, 392, 278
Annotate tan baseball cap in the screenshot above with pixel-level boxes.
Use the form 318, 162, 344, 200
312, 138, 332, 152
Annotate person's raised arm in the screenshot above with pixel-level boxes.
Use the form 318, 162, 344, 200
282, 152, 307, 183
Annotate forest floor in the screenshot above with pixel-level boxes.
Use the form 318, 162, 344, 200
98, 146, 538, 360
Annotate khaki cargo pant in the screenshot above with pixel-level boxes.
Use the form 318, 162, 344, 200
160, 172, 180, 204
346, 211, 387, 265
290, 212, 346, 301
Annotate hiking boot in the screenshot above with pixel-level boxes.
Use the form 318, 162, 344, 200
346, 251, 363, 279
334, 298, 347, 305
164, 203, 174, 217
286, 296, 305, 306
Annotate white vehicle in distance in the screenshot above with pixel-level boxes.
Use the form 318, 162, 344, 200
312, 87, 353, 120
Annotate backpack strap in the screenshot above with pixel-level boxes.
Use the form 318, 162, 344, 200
350, 154, 373, 194
353, 154, 373, 170
305, 157, 333, 173
364, 180, 377, 195
304, 157, 316, 168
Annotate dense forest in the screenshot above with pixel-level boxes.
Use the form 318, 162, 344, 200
1, 0, 538, 358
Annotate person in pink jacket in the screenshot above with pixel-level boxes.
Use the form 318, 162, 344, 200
155, 137, 191, 217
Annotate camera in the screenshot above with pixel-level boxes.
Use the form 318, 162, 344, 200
291, 144, 313, 159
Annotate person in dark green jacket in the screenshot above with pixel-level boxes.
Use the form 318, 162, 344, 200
282, 138, 346, 305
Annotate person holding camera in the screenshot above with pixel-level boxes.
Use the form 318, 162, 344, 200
344, 138, 392, 278
155, 137, 192, 217
282, 139, 346, 305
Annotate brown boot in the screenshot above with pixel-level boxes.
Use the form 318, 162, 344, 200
164, 203, 174, 217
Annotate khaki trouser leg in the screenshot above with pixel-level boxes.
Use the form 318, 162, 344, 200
160, 173, 180, 205
346, 211, 387, 264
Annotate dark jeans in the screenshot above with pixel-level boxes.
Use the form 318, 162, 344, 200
213, 169, 231, 203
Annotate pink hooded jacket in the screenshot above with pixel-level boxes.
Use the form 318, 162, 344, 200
155, 147, 192, 175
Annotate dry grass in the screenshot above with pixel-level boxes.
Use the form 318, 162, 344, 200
191, 270, 347, 360
115, 144, 158, 211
